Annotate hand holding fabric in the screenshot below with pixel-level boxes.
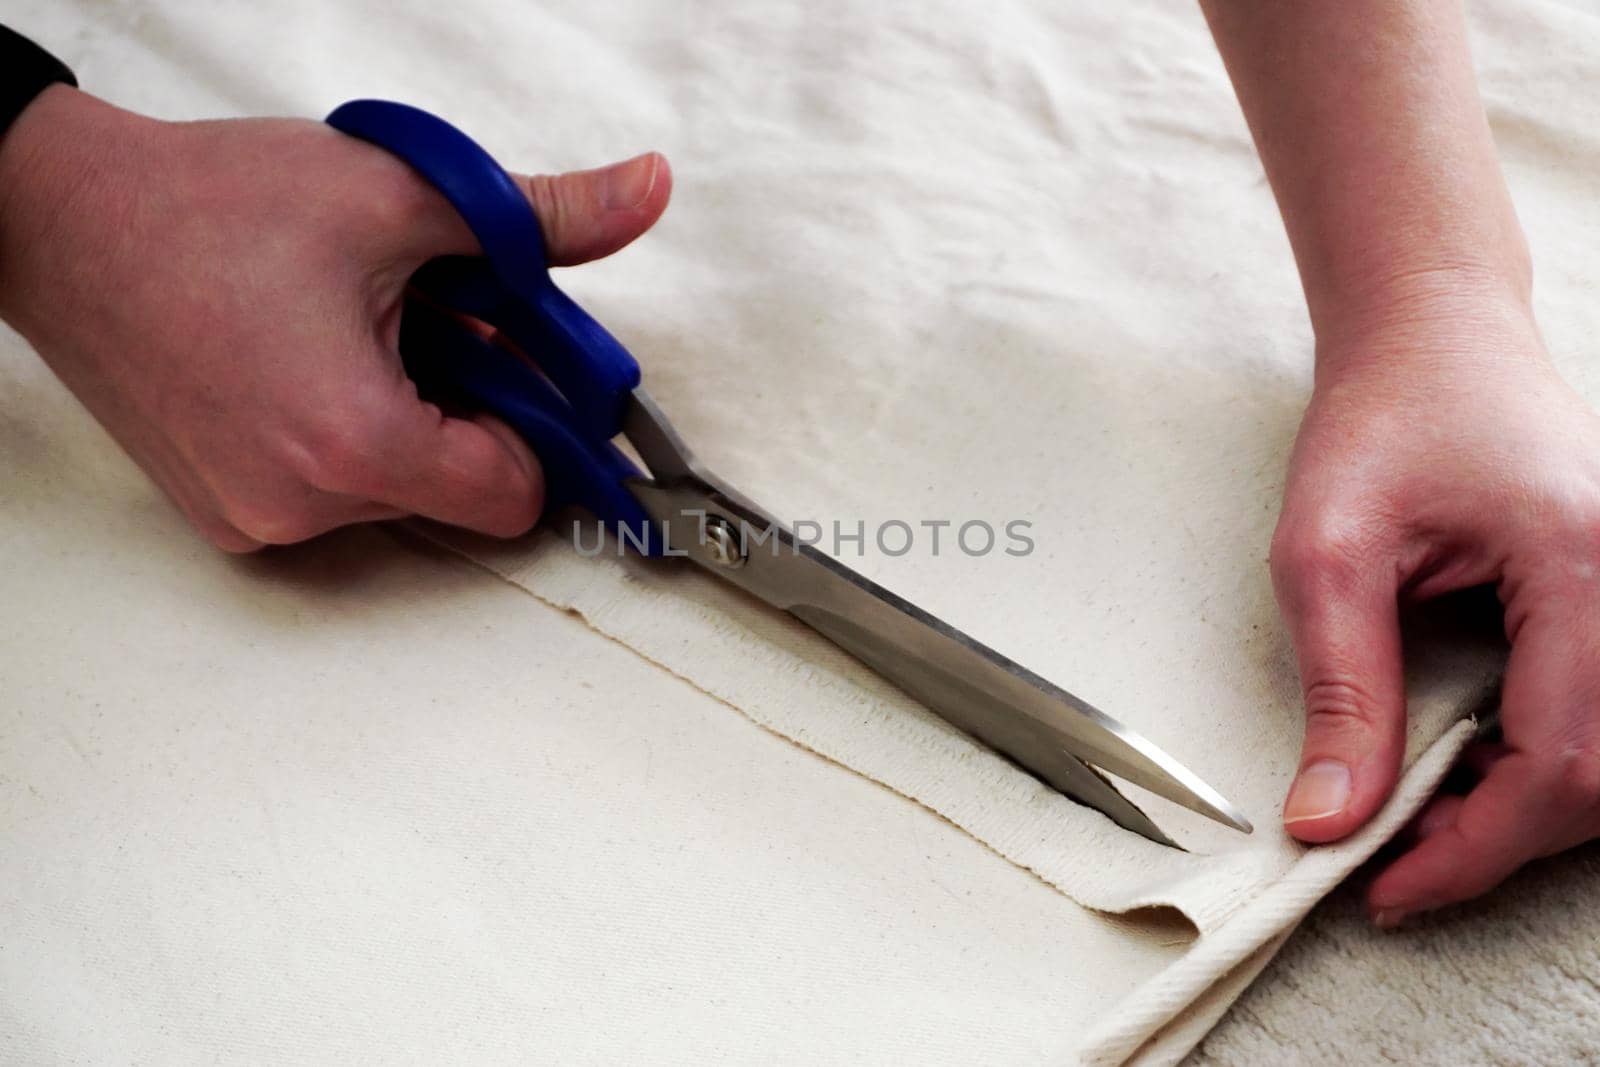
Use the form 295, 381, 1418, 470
1198, 0, 1600, 920
1270, 284, 1600, 924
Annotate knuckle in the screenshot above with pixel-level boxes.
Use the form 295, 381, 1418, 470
1547, 745, 1600, 809
1270, 517, 1369, 588
218, 495, 322, 546
363, 165, 445, 231
1537, 476, 1600, 531
284, 413, 388, 496
523, 174, 566, 241
473, 468, 542, 538
201, 518, 263, 554
1302, 678, 1383, 732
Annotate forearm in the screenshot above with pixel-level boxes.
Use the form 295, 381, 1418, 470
1199, 1, 1531, 357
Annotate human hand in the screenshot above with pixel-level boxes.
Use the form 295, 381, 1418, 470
0, 86, 670, 551
1269, 277, 1600, 924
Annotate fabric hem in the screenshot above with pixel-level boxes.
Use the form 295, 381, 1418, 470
1075, 720, 1476, 1065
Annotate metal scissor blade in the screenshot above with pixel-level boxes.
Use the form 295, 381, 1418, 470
620, 394, 1249, 843
620, 389, 1251, 843
786, 600, 1179, 846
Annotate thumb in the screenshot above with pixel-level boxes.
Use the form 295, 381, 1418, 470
1272, 537, 1408, 842
511, 152, 672, 266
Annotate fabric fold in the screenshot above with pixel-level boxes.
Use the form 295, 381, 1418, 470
423, 524, 1494, 1063
1088, 722, 1476, 1065
428, 526, 1498, 931
426, 526, 1261, 932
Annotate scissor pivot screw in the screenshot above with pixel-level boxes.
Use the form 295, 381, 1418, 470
702, 516, 746, 569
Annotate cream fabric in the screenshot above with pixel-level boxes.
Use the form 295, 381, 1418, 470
3, 0, 1594, 1063
0, 350, 1199, 1066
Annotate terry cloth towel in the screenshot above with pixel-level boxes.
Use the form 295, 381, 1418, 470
5, 0, 1594, 1063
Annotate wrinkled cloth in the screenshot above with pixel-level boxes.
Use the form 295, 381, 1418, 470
5, 0, 1595, 1063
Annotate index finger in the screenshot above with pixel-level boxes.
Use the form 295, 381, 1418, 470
369, 405, 545, 538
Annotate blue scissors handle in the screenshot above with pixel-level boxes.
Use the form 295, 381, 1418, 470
325, 99, 654, 546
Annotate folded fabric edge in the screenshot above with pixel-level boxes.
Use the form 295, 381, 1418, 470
406, 527, 1478, 1067
409, 524, 1266, 931
1122, 928, 1295, 1067
1075, 719, 1477, 1067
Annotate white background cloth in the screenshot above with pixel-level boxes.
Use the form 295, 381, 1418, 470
2, 0, 1597, 1063
1192, 842, 1600, 1065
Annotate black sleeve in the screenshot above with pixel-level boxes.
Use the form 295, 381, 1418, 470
0, 26, 78, 140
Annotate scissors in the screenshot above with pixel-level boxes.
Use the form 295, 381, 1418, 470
325, 99, 1252, 848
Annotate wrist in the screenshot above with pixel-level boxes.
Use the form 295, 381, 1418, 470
1308, 259, 1540, 382
0, 86, 134, 330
